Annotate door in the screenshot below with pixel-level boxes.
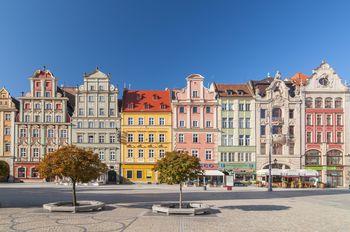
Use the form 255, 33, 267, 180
107, 170, 117, 184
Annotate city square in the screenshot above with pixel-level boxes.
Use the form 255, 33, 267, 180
0, 183, 349, 232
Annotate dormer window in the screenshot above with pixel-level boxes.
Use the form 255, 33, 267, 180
192, 91, 198, 98
237, 90, 244, 96
160, 104, 166, 109
144, 103, 150, 109
128, 103, 134, 109
136, 94, 141, 101
226, 90, 234, 95
153, 95, 159, 100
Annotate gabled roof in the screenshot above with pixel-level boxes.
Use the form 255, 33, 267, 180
122, 89, 171, 112
214, 83, 252, 97
84, 67, 110, 79
290, 72, 309, 86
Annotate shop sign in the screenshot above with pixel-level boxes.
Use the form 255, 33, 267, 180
219, 163, 255, 170
305, 166, 343, 171
201, 163, 218, 170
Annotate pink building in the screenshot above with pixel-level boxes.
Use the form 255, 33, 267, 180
172, 74, 220, 174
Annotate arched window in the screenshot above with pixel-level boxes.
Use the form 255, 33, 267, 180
18, 167, 26, 178
305, 98, 313, 108
327, 150, 342, 165
335, 98, 342, 108
272, 143, 283, 155
31, 168, 39, 178
305, 150, 321, 165
272, 108, 282, 120
325, 98, 333, 108
315, 97, 322, 108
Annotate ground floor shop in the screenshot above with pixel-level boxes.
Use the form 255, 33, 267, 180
305, 166, 347, 187
121, 164, 157, 183
219, 162, 256, 182
13, 162, 42, 182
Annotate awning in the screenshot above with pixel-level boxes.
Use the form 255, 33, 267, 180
299, 169, 319, 177
257, 169, 319, 177
256, 169, 283, 176
282, 169, 300, 177
203, 170, 225, 176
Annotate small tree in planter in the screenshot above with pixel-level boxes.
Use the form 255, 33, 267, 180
38, 145, 107, 206
154, 151, 202, 208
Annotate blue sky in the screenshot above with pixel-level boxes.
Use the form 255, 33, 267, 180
1, 0, 350, 96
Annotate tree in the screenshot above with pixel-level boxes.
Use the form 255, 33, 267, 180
154, 151, 202, 208
38, 145, 107, 206
0, 161, 10, 182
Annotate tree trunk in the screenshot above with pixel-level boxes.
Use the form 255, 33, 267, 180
72, 179, 77, 207
179, 183, 183, 209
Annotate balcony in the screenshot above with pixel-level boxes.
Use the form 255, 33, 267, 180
272, 134, 286, 144
271, 117, 283, 124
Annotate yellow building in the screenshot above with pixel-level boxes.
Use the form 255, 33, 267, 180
121, 90, 172, 183
0, 88, 18, 182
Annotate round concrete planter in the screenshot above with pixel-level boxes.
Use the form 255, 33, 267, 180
43, 201, 105, 213
152, 203, 210, 216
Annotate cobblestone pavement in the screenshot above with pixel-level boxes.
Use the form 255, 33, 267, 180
0, 184, 350, 231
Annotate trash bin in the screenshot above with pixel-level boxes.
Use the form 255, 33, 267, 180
227, 186, 232, 191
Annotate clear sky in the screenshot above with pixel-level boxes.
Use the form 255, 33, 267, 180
1, 0, 350, 96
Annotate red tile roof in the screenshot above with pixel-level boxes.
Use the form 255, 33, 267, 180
215, 83, 252, 97
290, 72, 309, 86
122, 89, 171, 112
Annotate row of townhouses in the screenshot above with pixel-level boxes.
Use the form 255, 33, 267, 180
0, 61, 349, 187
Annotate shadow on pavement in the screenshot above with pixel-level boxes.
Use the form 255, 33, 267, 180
220, 205, 290, 211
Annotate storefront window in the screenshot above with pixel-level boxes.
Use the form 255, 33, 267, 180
305, 150, 321, 165
326, 150, 342, 165
327, 171, 343, 187
18, 167, 26, 178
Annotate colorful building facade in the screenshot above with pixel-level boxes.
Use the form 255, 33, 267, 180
214, 84, 256, 180
0, 88, 18, 182
72, 68, 121, 184
14, 69, 73, 182
172, 74, 220, 175
302, 61, 350, 187
121, 90, 172, 183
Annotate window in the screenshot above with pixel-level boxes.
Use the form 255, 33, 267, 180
88, 95, 94, 102
192, 150, 198, 157
148, 134, 154, 142
99, 135, 105, 143
34, 115, 40, 123
159, 149, 165, 158
260, 109, 266, 119
306, 132, 312, 143
192, 91, 198, 98
239, 104, 244, 111
24, 115, 30, 122
4, 127, 10, 135
98, 121, 104, 128
99, 150, 105, 160
305, 98, 313, 108
228, 118, 233, 128
193, 134, 198, 143
228, 103, 233, 111
110, 134, 116, 143
128, 117, 134, 125
109, 95, 115, 102
60, 130, 67, 138
159, 117, 165, 125
260, 143, 266, 155
48, 129, 54, 138
48, 148, 54, 153
260, 125, 266, 136
149, 149, 154, 158
34, 103, 41, 109
315, 97, 322, 108
245, 104, 250, 111
289, 126, 294, 138
245, 118, 250, 128
272, 143, 283, 155
317, 132, 322, 143
36, 92, 41, 97
88, 135, 94, 143
18, 167, 26, 178
221, 153, 227, 162
238, 135, 244, 146
222, 118, 227, 128
88, 121, 94, 128
336, 132, 342, 143
149, 117, 154, 125
88, 108, 94, 116
192, 107, 198, 113
316, 115, 322, 126
334, 115, 341, 126
5, 114, 11, 121
222, 135, 228, 146
55, 115, 62, 123
222, 103, 227, 111
77, 135, 83, 143
306, 114, 312, 125
205, 150, 212, 160
45, 103, 52, 110
239, 118, 244, 129
24, 103, 31, 110
326, 115, 332, 125
305, 150, 321, 165
325, 98, 332, 108
179, 107, 185, 113
206, 121, 211, 128
138, 118, 144, 125
5, 143, 11, 152
192, 121, 198, 128
110, 121, 115, 128
289, 143, 294, 155
138, 134, 144, 142
245, 135, 250, 145
289, 109, 294, 119
137, 170, 142, 179
228, 152, 235, 162
206, 134, 212, 143
179, 120, 185, 128
99, 85, 104, 91
335, 98, 342, 108
109, 109, 115, 116
228, 135, 234, 146
78, 108, 84, 116
326, 150, 342, 165
127, 149, 133, 158
20, 129, 27, 137
238, 153, 244, 162
46, 115, 52, 122
20, 148, 26, 157
110, 150, 116, 160
178, 134, 184, 143
138, 149, 144, 158
245, 153, 252, 162
326, 132, 332, 143
126, 170, 133, 179
99, 96, 105, 102
159, 134, 165, 142
99, 108, 105, 116
33, 148, 39, 158
206, 106, 211, 113
32, 129, 39, 137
